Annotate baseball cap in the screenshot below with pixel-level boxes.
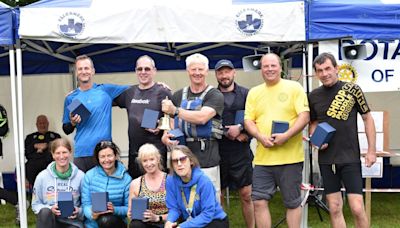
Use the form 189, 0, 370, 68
214, 59, 234, 71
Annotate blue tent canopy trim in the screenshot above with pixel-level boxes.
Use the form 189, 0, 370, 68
308, 0, 400, 40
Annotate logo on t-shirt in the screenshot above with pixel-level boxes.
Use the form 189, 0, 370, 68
130, 99, 150, 104
327, 83, 367, 120
278, 92, 288, 102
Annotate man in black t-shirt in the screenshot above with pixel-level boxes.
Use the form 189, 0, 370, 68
161, 53, 224, 201
114, 55, 172, 179
214, 59, 254, 228
308, 53, 376, 228
25, 115, 61, 185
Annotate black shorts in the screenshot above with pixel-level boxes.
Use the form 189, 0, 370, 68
320, 163, 363, 195
219, 148, 253, 189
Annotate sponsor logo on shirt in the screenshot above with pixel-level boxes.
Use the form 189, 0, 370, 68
327, 83, 367, 120
130, 99, 150, 104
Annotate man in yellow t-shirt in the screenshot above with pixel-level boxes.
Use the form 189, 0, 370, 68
244, 53, 309, 228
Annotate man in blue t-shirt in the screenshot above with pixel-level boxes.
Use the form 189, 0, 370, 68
62, 55, 128, 172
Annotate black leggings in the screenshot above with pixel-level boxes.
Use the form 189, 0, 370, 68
0, 187, 18, 205
97, 214, 126, 228
36, 208, 82, 228
129, 219, 163, 228
205, 217, 229, 228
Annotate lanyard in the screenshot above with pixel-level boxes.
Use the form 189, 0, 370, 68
181, 184, 197, 219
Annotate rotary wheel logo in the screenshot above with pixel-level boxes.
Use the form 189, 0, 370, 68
278, 92, 288, 102
58, 12, 85, 38
235, 8, 264, 36
338, 64, 358, 83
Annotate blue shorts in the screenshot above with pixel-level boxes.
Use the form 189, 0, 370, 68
251, 162, 303, 209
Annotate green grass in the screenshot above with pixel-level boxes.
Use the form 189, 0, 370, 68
0, 192, 399, 227
225, 192, 400, 228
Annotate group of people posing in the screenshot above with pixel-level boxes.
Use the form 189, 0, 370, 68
29, 51, 375, 228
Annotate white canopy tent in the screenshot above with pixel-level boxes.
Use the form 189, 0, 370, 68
11, 0, 309, 227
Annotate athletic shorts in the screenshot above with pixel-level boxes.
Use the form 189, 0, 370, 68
251, 163, 303, 209
320, 163, 363, 195
202, 165, 221, 203
74, 156, 97, 173
220, 151, 253, 189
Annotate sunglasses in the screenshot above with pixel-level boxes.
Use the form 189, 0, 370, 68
100, 141, 113, 147
135, 67, 152, 72
171, 155, 188, 165
96, 140, 117, 150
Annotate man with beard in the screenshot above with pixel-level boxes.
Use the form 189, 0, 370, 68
62, 55, 128, 172
114, 55, 172, 179
215, 59, 255, 228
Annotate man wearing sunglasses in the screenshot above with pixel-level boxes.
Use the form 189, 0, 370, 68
114, 55, 172, 179
161, 53, 224, 202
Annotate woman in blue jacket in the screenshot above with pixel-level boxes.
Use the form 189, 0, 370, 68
165, 145, 228, 228
81, 141, 132, 228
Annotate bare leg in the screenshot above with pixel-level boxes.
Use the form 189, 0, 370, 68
239, 185, 255, 228
347, 193, 369, 228
326, 192, 346, 228
286, 206, 302, 228
253, 199, 271, 228
220, 188, 226, 209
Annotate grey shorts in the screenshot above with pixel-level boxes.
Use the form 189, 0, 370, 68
252, 162, 303, 209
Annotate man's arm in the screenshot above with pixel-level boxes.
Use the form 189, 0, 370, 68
309, 120, 318, 136
362, 112, 376, 167
244, 119, 273, 148
62, 123, 75, 135
62, 113, 81, 135
175, 106, 216, 125
162, 98, 217, 125
272, 111, 310, 145
24, 135, 35, 159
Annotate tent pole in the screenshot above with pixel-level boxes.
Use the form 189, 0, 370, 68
10, 41, 27, 228
300, 44, 310, 228
16, 39, 28, 228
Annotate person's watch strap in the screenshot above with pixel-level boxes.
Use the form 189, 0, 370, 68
174, 107, 180, 117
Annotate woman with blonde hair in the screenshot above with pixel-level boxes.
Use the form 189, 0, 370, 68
127, 143, 168, 228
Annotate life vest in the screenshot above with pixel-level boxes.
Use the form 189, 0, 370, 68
175, 86, 223, 140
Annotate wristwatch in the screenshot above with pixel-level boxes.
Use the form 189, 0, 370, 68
174, 107, 180, 117
237, 123, 244, 131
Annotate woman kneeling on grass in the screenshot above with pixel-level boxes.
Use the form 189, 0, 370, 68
127, 143, 168, 228
81, 140, 131, 228
32, 138, 85, 228
164, 145, 229, 228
